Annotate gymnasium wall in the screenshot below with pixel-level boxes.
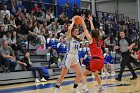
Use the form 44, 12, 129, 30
96, 0, 138, 20
96, 0, 115, 13
118, 0, 137, 20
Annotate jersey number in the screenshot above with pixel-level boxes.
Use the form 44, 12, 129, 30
75, 45, 79, 50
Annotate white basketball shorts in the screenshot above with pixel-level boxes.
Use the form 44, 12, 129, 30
61, 53, 79, 69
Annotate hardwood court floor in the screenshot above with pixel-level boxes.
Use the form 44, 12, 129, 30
0, 70, 140, 93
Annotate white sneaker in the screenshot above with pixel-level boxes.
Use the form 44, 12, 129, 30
73, 88, 80, 93
105, 72, 110, 75
40, 78, 47, 82
81, 64, 86, 67
82, 84, 88, 93
102, 72, 105, 75
82, 88, 89, 93
98, 85, 104, 91
111, 72, 115, 75
35, 78, 40, 83
54, 88, 59, 93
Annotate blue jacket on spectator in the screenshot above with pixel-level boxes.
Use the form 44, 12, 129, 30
78, 47, 88, 59
83, 54, 92, 66
57, 43, 67, 53
104, 53, 113, 64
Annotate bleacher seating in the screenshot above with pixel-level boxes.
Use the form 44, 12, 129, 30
0, 50, 129, 85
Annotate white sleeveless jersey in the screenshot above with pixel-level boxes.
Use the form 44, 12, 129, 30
66, 37, 80, 54
61, 35, 83, 69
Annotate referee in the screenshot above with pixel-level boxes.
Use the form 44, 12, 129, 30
115, 31, 137, 81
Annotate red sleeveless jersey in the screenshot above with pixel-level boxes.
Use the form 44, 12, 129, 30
89, 38, 104, 59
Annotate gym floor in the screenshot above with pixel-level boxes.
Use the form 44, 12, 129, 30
0, 70, 140, 93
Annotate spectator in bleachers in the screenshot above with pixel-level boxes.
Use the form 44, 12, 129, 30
28, 10, 35, 19
46, 32, 53, 48
46, 32, 58, 48
73, 2, 79, 16
11, 0, 16, 15
15, 15, 22, 32
44, 26, 49, 38
10, 31, 17, 49
84, 41, 90, 55
24, 18, 36, 42
16, 0, 24, 12
23, 8, 29, 18
56, 22, 62, 33
104, 35, 114, 52
57, 13, 65, 25
11, 31, 24, 54
52, 33, 59, 49
1, 5, 10, 18
60, 23, 68, 34
0, 10, 3, 24
32, 21, 40, 34
0, 10, 4, 24
16, 8, 25, 20
99, 26, 105, 39
48, 21, 57, 32
48, 46, 59, 68
64, 16, 70, 24
79, 43, 86, 66
57, 37, 67, 61
46, 8, 54, 19
37, 9, 45, 18
0, 39, 17, 72
3, 14, 10, 32
83, 51, 92, 67
19, 51, 47, 83
3, 32, 12, 45
46, 12, 52, 22
137, 50, 140, 62
33, 3, 40, 14
102, 48, 115, 75
129, 49, 139, 69
9, 14, 17, 31
37, 27, 46, 49
0, 25, 5, 38
3, 13, 10, 24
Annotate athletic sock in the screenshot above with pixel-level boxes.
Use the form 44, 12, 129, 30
73, 83, 78, 88
82, 84, 87, 89
55, 84, 60, 89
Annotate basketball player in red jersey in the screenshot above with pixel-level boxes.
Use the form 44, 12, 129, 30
81, 16, 104, 92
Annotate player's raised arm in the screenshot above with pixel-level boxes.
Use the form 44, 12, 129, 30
66, 17, 75, 41
81, 17, 93, 44
88, 16, 95, 31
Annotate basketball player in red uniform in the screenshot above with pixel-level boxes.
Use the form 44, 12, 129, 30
81, 16, 104, 92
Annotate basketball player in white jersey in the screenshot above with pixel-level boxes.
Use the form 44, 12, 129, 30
54, 17, 85, 93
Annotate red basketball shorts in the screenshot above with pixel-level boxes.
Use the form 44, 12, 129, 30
86, 58, 104, 72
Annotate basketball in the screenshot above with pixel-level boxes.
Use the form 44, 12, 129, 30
74, 15, 82, 25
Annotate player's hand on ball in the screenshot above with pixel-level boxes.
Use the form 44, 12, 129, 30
72, 16, 75, 23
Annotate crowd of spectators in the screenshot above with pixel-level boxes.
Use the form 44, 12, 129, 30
0, 0, 140, 75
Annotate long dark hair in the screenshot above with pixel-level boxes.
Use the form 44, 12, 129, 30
11, 31, 16, 41
71, 26, 82, 42
91, 28, 100, 46
24, 51, 29, 58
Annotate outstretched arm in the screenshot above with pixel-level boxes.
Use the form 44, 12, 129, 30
88, 16, 95, 31
82, 17, 93, 44
66, 17, 75, 41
